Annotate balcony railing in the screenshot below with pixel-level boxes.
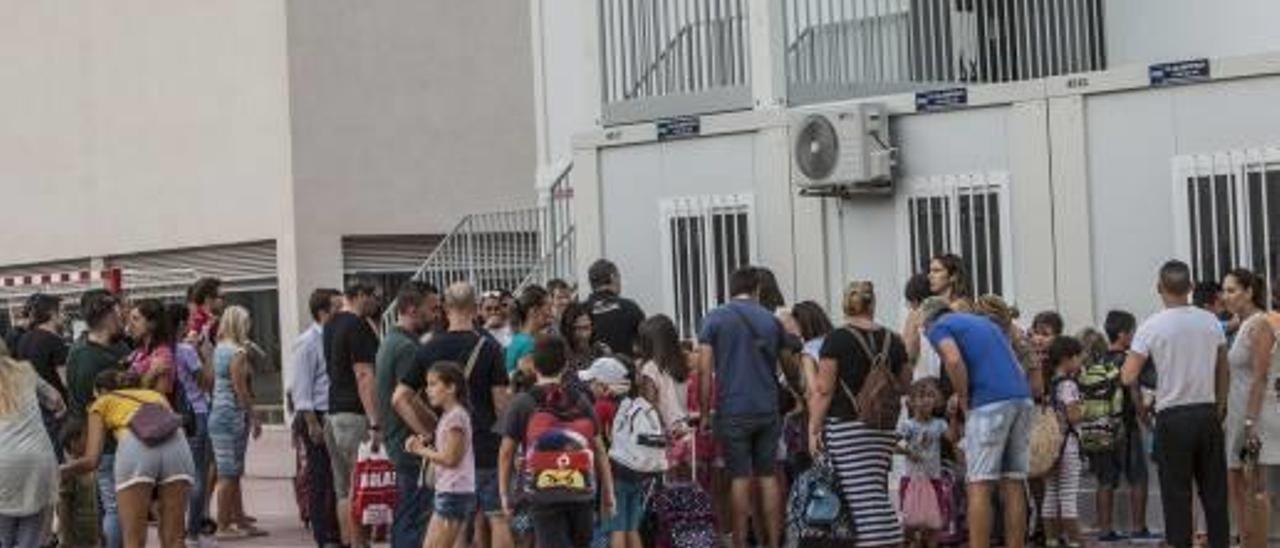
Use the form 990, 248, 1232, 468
599, 0, 752, 125
784, 0, 1106, 104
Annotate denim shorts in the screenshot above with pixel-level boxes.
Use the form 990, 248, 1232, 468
964, 398, 1034, 482
433, 492, 477, 522
601, 476, 649, 533
714, 413, 781, 479
474, 468, 502, 515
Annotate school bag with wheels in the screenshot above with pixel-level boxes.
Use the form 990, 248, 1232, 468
785, 453, 856, 546
349, 440, 396, 541
522, 384, 597, 504
650, 432, 717, 548
1076, 359, 1125, 452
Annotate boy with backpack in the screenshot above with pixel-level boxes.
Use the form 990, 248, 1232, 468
1086, 310, 1157, 542
498, 333, 617, 548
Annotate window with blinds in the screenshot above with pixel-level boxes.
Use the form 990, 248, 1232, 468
660, 194, 755, 339
901, 172, 1012, 297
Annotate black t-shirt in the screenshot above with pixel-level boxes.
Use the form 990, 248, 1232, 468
407, 330, 509, 469
819, 325, 908, 420
325, 311, 380, 415
18, 328, 70, 399
586, 290, 645, 356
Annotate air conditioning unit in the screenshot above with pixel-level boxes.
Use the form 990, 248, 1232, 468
790, 103, 895, 197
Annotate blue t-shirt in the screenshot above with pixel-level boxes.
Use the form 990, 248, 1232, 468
926, 313, 1030, 408
505, 332, 535, 376
698, 299, 785, 417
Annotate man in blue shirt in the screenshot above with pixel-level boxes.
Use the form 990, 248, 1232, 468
290, 288, 343, 548
923, 296, 1032, 548
697, 266, 794, 548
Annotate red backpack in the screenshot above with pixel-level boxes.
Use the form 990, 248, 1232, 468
522, 385, 597, 504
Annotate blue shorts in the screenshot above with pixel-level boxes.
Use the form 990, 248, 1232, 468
714, 413, 781, 479
965, 398, 1034, 482
475, 468, 503, 516
601, 476, 649, 533
434, 492, 477, 522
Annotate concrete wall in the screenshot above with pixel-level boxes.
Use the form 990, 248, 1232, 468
0, 1, 294, 265
1104, 0, 1280, 67
1085, 75, 1280, 321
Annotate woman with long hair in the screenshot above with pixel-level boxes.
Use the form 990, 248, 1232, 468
206, 306, 264, 539
1221, 268, 1278, 547
928, 254, 972, 311
62, 370, 193, 548
167, 303, 217, 539
127, 299, 177, 397
810, 281, 911, 547
634, 315, 691, 436
0, 355, 61, 548
506, 285, 553, 383
561, 302, 611, 372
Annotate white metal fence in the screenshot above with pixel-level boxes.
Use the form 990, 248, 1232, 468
783, 0, 1107, 103
599, 0, 752, 124
1174, 149, 1280, 301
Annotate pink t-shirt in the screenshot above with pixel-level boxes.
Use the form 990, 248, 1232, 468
129, 345, 176, 395
434, 406, 475, 494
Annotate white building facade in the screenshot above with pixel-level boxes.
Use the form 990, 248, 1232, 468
539, 0, 1280, 335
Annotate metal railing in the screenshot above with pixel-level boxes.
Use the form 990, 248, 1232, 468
381, 163, 577, 330
599, 0, 753, 125
784, 0, 1107, 104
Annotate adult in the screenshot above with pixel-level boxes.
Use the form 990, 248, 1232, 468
901, 274, 943, 381
921, 295, 1034, 548
62, 370, 194, 548
790, 300, 834, 404
65, 290, 129, 548
3, 305, 28, 360
1120, 260, 1230, 548
928, 254, 973, 311
397, 282, 511, 548
0, 355, 62, 548
584, 259, 645, 357
809, 281, 911, 547
324, 280, 383, 548
974, 295, 1042, 400
636, 315, 691, 435
506, 285, 553, 378
166, 303, 217, 542
562, 302, 611, 374
1221, 268, 1278, 546
291, 288, 344, 548
547, 278, 575, 330
16, 293, 70, 459
375, 283, 434, 548
481, 291, 514, 348
756, 268, 787, 312
186, 277, 225, 347
207, 306, 264, 539
696, 266, 794, 548
125, 299, 176, 398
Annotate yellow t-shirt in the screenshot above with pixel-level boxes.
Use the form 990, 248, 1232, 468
88, 389, 169, 438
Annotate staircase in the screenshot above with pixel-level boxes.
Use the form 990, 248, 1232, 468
382, 162, 575, 329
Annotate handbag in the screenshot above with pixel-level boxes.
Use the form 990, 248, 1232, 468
802, 456, 843, 526
901, 473, 945, 530
114, 391, 182, 446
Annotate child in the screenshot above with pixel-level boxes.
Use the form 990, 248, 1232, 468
59, 417, 100, 548
576, 356, 632, 443
406, 361, 475, 548
604, 369, 668, 548
897, 378, 954, 548
498, 334, 616, 548
1044, 336, 1085, 547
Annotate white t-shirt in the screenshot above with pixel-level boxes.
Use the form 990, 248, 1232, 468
1131, 306, 1226, 412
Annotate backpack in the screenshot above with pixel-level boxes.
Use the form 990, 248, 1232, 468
785, 456, 856, 545
842, 327, 905, 430
522, 385, 597, 504
609, 397, 668, 474
1076, 360, 1125, 453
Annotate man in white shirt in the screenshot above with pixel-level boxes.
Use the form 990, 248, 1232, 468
1121, 260, 1230, 548
291, 288, 344, 548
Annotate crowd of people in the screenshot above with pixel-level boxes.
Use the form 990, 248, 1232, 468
2, 254, 1279, 548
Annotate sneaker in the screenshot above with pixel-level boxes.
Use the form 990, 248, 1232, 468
1098, 530, 1129, 542
1130, 528, 1162, 541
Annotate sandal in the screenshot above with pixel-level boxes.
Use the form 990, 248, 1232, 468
215, 527, 250, 540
